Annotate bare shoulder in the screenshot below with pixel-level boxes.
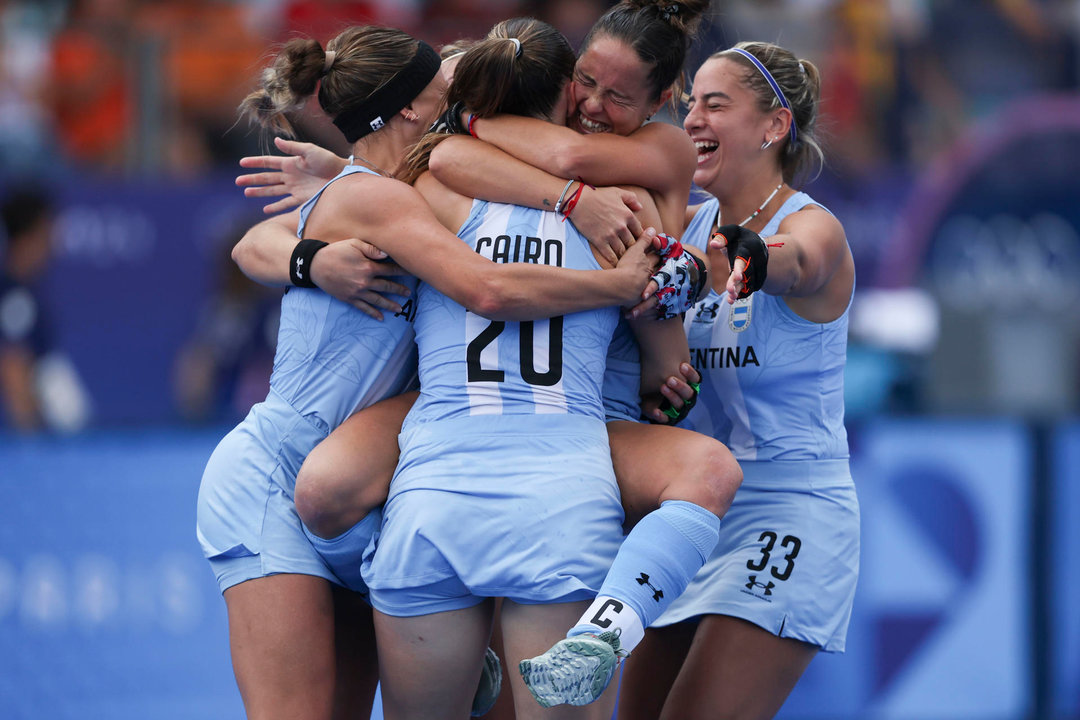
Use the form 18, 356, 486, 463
640, 120, 695, 152
778, 203, 846, 244
322, 173, 426, 221
635, 122, 697, 181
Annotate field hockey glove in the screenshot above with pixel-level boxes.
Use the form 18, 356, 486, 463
651, 234, 709, 320
715, 224, 768, 299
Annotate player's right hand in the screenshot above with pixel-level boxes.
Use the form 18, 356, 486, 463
571, 186, 644, 266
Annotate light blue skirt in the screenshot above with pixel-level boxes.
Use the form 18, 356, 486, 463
654, 459, 859, 652
363, 414, 624, 617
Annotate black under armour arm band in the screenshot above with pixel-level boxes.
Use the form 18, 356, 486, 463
290, 238, 328, 288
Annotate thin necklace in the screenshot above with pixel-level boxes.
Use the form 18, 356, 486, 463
713, 181, 783, 234
349, 153, 392, 178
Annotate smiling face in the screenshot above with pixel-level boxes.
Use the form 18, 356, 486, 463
568, 34, 661, 137
683, 56, 773, 192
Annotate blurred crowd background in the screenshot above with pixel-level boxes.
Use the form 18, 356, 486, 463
2, 0, 1079, 431
1, 1, 1079, 719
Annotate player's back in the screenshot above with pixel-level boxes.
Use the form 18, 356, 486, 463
406, 200, 618, 426
270, 165, 418, 430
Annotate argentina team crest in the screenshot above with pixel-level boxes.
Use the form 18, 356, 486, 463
728, 296, 754, 332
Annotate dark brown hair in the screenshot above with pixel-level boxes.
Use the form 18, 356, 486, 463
239, 25, 423, 137
399, 18, 575, 185
582, 0, 710, 107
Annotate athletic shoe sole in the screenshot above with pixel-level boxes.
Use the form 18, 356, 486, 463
518, 634, 619, 707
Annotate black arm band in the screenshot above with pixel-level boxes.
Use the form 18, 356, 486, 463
290, 238, 328, 288
687, 252, 709, 307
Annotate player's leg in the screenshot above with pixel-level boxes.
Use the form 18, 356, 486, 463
330, 584, 380, 718
224, 573, 345, 720
295, 390, 417, 539
502, 599, 619, 720
657, 615, 816, 720
521, 420, 741, 701
608, 420, 740, 527
484, 599, 519, 720
615, 621, 696, 720
374, 600, 494, 720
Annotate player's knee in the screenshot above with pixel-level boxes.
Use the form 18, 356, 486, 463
661, 439, 742, 517
295, 458, 389, 538
293, 464, 339, 537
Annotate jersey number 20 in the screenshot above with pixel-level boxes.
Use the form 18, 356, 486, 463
467, 317, 564, 386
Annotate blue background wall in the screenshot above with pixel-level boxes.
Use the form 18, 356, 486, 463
2, 419, 1074, 719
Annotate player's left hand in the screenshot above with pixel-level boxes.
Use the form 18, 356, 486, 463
636, 235, 708, 320
645, 362, 701, 424
237, 137, 346, 214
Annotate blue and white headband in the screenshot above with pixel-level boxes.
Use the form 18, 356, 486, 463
726, 47, 798, 147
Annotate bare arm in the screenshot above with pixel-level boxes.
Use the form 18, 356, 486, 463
317, 174, 658, 320
714, 205, 854, 322
231, 214, 414, 319
467, 115, 696, 213
628, 314, 692, 421
430, 136, 645, 264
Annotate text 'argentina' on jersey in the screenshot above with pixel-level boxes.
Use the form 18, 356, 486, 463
692, 345, 760, 371
476, 234, 565, 267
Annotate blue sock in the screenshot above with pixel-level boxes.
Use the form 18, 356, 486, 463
302, 509, 381, 593
571, 500, 720, 653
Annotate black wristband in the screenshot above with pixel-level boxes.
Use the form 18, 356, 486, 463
290, 238, 328, 288
430, 101, 466, 135
687, 251, 709, 307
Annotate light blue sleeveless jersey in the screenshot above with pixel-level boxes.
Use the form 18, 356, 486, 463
274, 164, 419, 427
196, 165, 417, 592
653, 192, 859, 651
680, 193, 849, 461
405, 200, 617, 424
365, 200, 625, 615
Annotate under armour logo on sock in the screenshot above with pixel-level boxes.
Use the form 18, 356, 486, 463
635, 572, 664, 602
746, 574, 775, 596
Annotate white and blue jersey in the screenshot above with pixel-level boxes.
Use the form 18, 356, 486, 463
600, 317, 643, 423
678, 192, 849, 462
197, 165, 418, 592
406, 200, 614, 424
363, 200, 625, 617
654, 192, 859, 652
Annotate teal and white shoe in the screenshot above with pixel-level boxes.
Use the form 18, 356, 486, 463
518, 631, 624, 708
471, 646, 503, 717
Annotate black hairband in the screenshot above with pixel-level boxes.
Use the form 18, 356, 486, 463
331, 40, 441, 143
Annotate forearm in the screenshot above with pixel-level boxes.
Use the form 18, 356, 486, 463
467, 115, 584, 179
429, 137, 572, 212
629, 315, 691, 393
232, 217, 300, 287
469, 115, 694, 192
472, 265, 641, 320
